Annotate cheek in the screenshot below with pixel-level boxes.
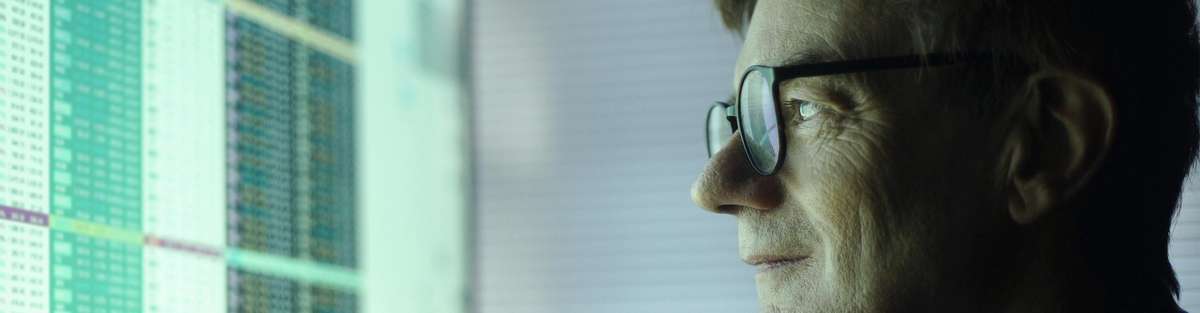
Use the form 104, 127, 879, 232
780, 120, 903, 300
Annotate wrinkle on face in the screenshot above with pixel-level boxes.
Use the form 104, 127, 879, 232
776, 63, 893, 147
721, 0, 1013, 312
766, 89, 897, 311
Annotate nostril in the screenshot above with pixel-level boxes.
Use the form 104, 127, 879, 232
714, 204, 742, 215
692, 161, 786, 214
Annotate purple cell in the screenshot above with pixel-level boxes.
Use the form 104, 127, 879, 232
0, 206, 49, 227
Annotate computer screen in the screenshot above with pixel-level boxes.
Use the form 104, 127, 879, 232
0, 1, 469, 312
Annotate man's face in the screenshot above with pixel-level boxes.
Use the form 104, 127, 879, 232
693, 1, 1018, 312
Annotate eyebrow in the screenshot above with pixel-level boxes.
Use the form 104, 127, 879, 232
777, 49, 843, 68
778, 75, 851, 106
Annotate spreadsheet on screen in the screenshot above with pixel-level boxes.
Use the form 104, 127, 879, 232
0, 1, 469, 313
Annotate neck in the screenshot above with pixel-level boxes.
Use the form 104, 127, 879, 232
999, 213, 1105, 313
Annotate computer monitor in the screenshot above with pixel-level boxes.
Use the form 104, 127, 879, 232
0, 1, 468, 312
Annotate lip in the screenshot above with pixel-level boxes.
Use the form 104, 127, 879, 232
744, 255, 809, 273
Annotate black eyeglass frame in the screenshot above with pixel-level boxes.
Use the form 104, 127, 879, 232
709, 53, 993, 176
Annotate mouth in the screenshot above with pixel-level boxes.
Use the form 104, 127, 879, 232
744, 255, 809, 273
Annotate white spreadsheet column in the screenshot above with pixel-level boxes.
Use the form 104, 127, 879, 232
0, 0, 51, 312
140, 1, 227, 313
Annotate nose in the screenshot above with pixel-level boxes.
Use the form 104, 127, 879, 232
691, 132, 785, 214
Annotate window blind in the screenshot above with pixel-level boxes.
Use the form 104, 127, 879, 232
1172, 172, 1199, 311
471, 1, 754, 312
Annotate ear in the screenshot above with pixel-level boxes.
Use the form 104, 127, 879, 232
1003, 70, 1115, 225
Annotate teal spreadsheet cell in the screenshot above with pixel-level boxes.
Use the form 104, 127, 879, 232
306, 52, 356, 268
51, 232, 141, 312
228, 269, 357, 313
49, 0, 143, 312
2, 0, 381, 312
227, 3, 358, 311
248, 0, 353, 40
304, 0, 354, 40
48, 0, 142, 225
310, 286, 357, 313
229, 269, 299, 313
251, 0, 296, 16
227, 15, 300, 258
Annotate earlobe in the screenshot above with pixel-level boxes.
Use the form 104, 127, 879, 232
1003, 70, 1114, 225
1010, 173, 1060, 224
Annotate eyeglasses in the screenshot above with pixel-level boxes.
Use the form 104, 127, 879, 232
707, 53, 992, 175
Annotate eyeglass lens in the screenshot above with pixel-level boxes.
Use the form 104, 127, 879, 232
738, 69, 781, 174
707, 104, 734, 157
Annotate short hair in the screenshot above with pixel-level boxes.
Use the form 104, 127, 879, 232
715, 0, 1200, 311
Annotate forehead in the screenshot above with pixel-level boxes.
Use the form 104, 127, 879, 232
732, 0, 912, 87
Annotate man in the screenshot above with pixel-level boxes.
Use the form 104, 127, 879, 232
691, 0, 1199, 312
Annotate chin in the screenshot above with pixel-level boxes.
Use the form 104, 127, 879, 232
752, 249, 915, 313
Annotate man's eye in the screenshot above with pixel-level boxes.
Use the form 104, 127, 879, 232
784, 99, 822, 123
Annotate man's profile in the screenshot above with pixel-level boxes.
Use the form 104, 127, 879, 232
691, 0, 1199, 312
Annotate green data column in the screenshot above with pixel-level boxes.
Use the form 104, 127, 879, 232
226, 0, 358, 311
48, 0, 143, 312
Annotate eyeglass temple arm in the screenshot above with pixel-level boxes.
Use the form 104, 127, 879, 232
724, 104, 739, 132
